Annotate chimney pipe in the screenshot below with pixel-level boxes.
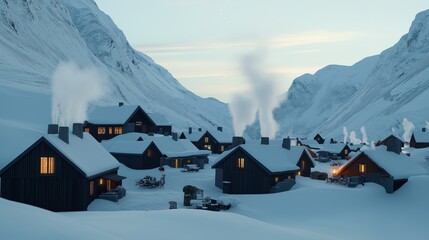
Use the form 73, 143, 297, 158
423, 128, 426, 132
48, 124, 59, 134
386, 138, 401, 155
172, 132, 178, 141
232, 136, 245, 147
282, 138, 291, 150
72, 123, 83, 139
119, 102, 124, 107
261, 137, 269, 145
217, 126, 223, 132
198, 128, 202, 132
188, 127, 192, 134
59, 126, 69, 144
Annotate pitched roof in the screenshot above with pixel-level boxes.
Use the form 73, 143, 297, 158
338, 150, 427, 179
86, 105, 139, 124
413, 130, 429, 143
183, 130, 205, 142
147, 113, 171, 126
213, 144, 310, 174
0, 124, 120, 178
102, 133, 211, 157
183, 129, 232, 143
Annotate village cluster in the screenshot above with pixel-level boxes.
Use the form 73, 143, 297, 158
1, 102, 428, 212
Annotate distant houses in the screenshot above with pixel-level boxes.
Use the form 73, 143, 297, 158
335, 143, 426, 193
314, 133, 325, 144
102, 132, 211, 169
375, 135, 404, 148
212, 138, 314, 194
0, 124, 125, 212
181, 127, 232, 154
83, 103, 172, 142
410, 127, 429, 149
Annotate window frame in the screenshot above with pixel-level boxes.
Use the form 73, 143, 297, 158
359, 164, 366, 173
40, 156, 55, 175
237, 157, 245, 169
98, 127, 106, 135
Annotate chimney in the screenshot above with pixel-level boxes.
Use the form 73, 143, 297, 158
59, 126, 69, 144
72, 123, 83, 139
48, 124, 59, 134
386, 137, 401, 155
172, 132, 178, 141
188, 127, 192, 134
232, 136, 245, 147
282, 138, 291, 150
123, 123, 135, 134
119, 102, 124, 107
261, 137, 269, 145
198, 128, 202, 132
423, 128, 426, 132
217, 126, 223, 132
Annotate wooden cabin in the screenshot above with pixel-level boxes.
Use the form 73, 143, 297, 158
102, 133, 210, 169
0, 124, 125, 212
314, 133, 325, 144
212, 138, 314, 194
375, 135, 404, 148
84, 103, 172, 142
410, 128, 429, 148
182, 127, 232, 154
335, 147, 426, 193
317, 144, 358, 160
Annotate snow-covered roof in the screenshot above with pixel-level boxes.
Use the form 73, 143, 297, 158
147, 113, 171, 126
214, 144, 309, 174
102, 133, 211, 157
338, 150, 427, 179
0, 123, 120, 178
207, 130, 233, 143
317, 144, 346, 153
86, 105, 139, 124
413, 130, 429, 143
297, 139, 321, 148
183, 130, 205, 142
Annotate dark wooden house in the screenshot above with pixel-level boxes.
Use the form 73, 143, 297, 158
84, 103, 172, 142
0, 124, 125, 212
102, 133, 210, 169
375, 135, 404, 148
317, 144, 358, 160
410, 128, 429, 148
183, 127, 232, 154
212, 138, 314, 194
335, 147, 426, 193
314, 133, 325, 144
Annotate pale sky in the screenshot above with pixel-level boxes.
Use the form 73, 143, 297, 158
94, 0, 428, 102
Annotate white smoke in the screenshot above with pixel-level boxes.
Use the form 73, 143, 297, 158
51, 62, 109, 126
349, 131, 362, 145
392, 127, 396, 133
343, 127, 348, 143
229, 50, 281, 138
360, 126, 368, 144
426, 121, 429, 130
370, 141, 376, 150
402, 118, 415, 142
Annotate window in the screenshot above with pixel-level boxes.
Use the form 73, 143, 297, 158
84, 128, 90, 133
108, 127, 113, 134
220, 145, 225, 152
40, 157, 55, 174
90, 181, 94, 196
114, 127, 123, 134
174, 159, 179, 168
237, 158, 245, 169
359, 164, 366, 173
344, 149, 349, 155
301, 160, 305, 169
204, 145, 212, 150
275, 177, 279, 183
98, 127, 106, 134
147, 149, 153, 157
135, 121, 142, 126
204, 137, 209, 143
107, 180, 112, 190
99, 179, 104, 185
297, 171, 301, 176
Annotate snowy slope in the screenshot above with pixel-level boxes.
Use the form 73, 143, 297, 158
0, 0, 232, 133
251, 9, 429, 141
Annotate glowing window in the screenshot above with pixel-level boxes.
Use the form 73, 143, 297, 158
237, 158, 245, 169
98, 127, 106, 134
359, 164, 366, 173
114, 127, 123, 134
204, 137, 209, 143
108, 127, 113, 134
90, 181, 94, 196
99, 179, 104, 185
297, 171, 301, 176
345, 149, 349, 155
107, 180, 112, 190
147, 149, 153, 157
220, 145, 225, 152
275, 177, 279, 183
84, 128, 90, 133
40, 157, 55, 174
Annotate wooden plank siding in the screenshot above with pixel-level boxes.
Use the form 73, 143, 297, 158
337, 154, 389, 177
110, 143, 162, 169
194, 132, 230, 154
296, 152, 314, 177
213, 148, 296, 194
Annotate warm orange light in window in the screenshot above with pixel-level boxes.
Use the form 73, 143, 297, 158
332, 168, 338, 176
204, 137, 209, 143
99, 179, 104, 185
98, 127, 106, 134
114, 127, 123, 134
40, 157, 55, 174
237, 158, 245, 168
359, 164, 366, 173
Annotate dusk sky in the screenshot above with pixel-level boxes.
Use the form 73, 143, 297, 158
94, 1, 428, 102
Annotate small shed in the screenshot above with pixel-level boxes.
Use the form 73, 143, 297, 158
410, 128, 429, 149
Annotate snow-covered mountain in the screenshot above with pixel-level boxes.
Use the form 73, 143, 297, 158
248, 9, 429, 142
0, 0, 232, 133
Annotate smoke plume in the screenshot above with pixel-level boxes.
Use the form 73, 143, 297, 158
370, 141, 376, 150
402, 118, 415, 142
229, 50, 281, 138
343, 127, 348, 144
360, 126, 368, 144
51, 62, 109, 126
349, 131, 362, 145
426, 121, 429, 130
